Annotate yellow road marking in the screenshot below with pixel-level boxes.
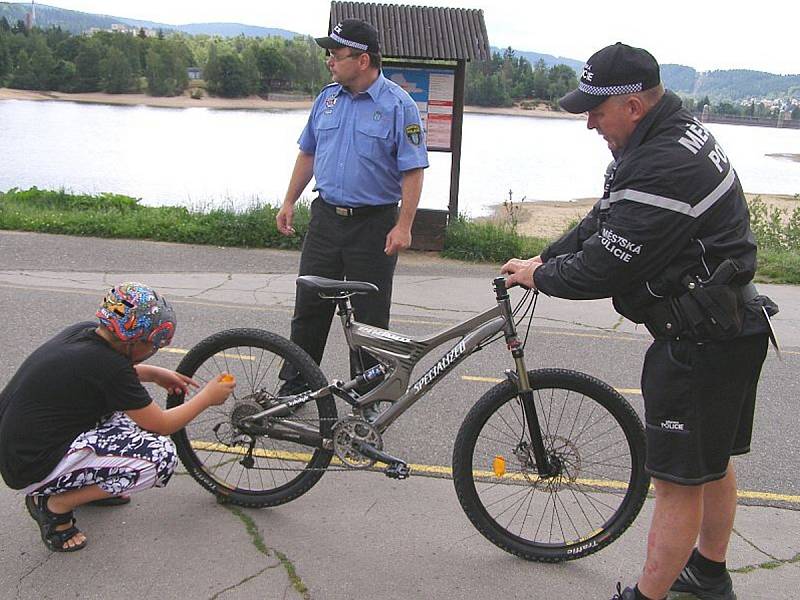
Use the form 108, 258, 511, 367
161, 347, 255, 361
461, 375, 642, 395
190, 441, 627, 489
189, 441, 800, 504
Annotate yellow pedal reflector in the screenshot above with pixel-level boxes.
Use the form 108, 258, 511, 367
492, 455, 506, 477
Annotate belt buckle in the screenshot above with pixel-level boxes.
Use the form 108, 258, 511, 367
335, 206, 352, 217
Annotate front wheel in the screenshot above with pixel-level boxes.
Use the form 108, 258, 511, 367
167, 328, 336, 508
452, 368, 649, 562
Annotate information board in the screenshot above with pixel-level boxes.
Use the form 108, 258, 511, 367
383, 66, 456, 152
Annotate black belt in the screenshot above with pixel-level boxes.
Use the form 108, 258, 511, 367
317, 197, 397, 217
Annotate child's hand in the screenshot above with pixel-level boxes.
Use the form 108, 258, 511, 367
203, 374, 236, 406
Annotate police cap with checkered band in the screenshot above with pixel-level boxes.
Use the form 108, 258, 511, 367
315, 18, 380, 54
559, 42, 660, 114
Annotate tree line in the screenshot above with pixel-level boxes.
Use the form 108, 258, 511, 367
465, 47, 579, 108
8, 20, 791, 119
0, 18, 328, 97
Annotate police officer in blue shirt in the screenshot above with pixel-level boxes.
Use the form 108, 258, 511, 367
276, 18, 428, 393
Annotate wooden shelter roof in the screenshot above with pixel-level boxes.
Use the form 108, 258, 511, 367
329, 1, 490, 61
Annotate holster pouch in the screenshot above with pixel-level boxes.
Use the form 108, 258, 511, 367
643, 259, 745, 341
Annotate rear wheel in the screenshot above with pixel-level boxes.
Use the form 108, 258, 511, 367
167, 328, 336, 507
452, 368, 649, 562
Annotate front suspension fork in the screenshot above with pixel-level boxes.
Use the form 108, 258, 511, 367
507, 364, 555, 478
494, 277, 554, 477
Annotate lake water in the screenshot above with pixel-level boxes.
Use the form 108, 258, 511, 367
1, 99, 798, 216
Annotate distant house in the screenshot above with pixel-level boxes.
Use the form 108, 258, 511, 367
267, 78, 292, 91
187, 67, 203, 81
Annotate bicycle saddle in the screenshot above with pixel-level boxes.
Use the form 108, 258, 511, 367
296, 276, 378, 296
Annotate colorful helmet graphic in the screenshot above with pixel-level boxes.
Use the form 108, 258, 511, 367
96, 282, 176, 349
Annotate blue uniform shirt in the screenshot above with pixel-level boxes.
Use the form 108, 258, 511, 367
298, 73, 429, 207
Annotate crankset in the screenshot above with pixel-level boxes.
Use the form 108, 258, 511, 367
332, 417, 410, 478
333, 417, 383, 469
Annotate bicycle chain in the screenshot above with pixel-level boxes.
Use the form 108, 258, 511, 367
205, 413, 382, 474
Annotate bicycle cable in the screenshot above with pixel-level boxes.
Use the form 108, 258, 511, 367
474, 287, 539, 351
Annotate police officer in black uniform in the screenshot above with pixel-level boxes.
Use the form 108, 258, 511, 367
502, 43, 777, 600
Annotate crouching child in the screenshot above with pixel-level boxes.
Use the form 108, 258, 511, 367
0, 282, 235, 552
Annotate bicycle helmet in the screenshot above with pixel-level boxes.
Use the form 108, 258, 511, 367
96, 282, 176, 349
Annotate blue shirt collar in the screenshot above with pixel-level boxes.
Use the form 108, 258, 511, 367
332, 72, 386, 101
364, 72, 387, 102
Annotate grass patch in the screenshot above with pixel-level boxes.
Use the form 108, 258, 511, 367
1, 188, 798, 284
0, 187, 309, 250
749, 195, 800, 284
443, 214, 549, 262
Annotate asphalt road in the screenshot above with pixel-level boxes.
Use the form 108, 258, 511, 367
1, 230, 798, 507
2, 231, 800, 599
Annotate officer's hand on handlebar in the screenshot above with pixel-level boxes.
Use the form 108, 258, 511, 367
500, 256, 542, 290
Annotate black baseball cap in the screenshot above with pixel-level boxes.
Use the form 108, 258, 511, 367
559, 43, 660, 113
315, 19, 380, 54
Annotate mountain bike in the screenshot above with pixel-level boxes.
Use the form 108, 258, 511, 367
167, 276, 649, 562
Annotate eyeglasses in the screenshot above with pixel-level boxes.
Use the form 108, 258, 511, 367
327, 51, 363, 63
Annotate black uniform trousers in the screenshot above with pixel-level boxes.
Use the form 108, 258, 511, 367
284, 197, 399, 381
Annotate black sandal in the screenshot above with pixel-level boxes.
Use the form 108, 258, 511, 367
25, 495, 87, 552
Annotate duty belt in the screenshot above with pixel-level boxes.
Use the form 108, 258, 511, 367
318, 197, 397, 217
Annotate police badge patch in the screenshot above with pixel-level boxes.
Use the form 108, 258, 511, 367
405, 124, 422, 146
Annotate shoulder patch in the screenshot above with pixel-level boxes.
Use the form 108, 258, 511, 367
405, 124, 422, 146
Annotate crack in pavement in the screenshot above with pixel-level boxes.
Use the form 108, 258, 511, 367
364, 499, 378, 516
391, 301, 479, 315
730, 550, 800, 575
189, 273, 233, 298
16, 552, 54, 598
224, 505, 311, 599
252, 275, 284, 303
731, 527, 779, 561
209, 562, 282, 600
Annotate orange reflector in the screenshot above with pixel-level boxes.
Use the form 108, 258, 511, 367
493, 455, 506, 477
219, 374, 235, 383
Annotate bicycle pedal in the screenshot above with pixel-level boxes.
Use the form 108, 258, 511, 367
384, 462, 410, 480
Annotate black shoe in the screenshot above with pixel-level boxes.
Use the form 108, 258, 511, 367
670, 564, 736, 600
611, 583, 637, 600
277, 378, 310, 397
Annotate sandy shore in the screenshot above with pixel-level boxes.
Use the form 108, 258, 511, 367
766, 153, 800, 163
0, 87, 580, 119
463, 104, 581, 119
487, 193, 800, 240
0, 87, 315, 111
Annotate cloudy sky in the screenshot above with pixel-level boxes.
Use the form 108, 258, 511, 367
27, 0, 799, 74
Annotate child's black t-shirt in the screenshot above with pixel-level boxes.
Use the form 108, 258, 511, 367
0, 322, 153, 489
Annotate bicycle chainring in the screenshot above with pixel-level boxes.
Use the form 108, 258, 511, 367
332, 417, 383, 469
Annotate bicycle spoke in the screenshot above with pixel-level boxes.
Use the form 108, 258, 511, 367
463, 377, 643, 553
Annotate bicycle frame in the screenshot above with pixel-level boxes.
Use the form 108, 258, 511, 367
241, 277, 554, 475
342, 303, 507, 431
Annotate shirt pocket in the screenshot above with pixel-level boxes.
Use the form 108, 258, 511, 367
354, 120, 392, 161
314, 110, 342, 146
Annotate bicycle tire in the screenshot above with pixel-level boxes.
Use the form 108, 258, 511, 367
167, 328, 336, 507
452, 368, 649, 562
